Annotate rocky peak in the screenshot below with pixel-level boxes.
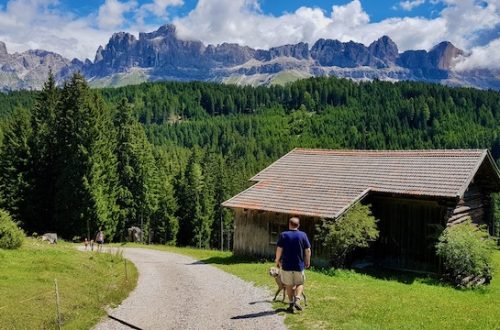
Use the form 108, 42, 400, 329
140, 24, 177, 41
311, 39, 384, 68
108, 32, 137, 50
429, 41, 464, 70
397, 50, 431, 69
205, 43, 256, 66
369, 36, 398, 63
269, 42, 310, 60
157, 24, 177, 36
0, 41, 7, 55
94, 45, 104, 63
311, 39, 343, 52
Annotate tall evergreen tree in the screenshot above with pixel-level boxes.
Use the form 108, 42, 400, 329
114, 98, 157, 240
0, 108, 32, 223
150, 149, 179, 244
29, 73, 60, 233
176, 147, 212, 247
54, 73, 118, 238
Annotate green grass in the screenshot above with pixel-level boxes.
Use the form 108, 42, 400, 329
89, 70, 149, 88
0, 239, 138, 329
120, 243, 500, 330
269, 70, 312, 86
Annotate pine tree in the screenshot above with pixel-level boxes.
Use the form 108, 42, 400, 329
0, 108, 32, 224
150, 149, 179, 244
54, 73, 119, 238
87, 103, 120, 240
176, 147, 212, 247
29, 72, 60, 233
114, 98, 157, 241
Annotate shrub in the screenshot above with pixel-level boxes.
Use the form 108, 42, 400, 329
316, 203, 379, 268
436, 220, 495, 288
0, 209, 24, 249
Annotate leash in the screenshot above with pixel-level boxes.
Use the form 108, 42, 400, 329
107, 314, 143, 330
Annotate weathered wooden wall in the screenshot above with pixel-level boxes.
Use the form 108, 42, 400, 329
446, 183, 490, 227
369, 195, 448, 272
233, 209, 272, 257
233, 209, 318, 258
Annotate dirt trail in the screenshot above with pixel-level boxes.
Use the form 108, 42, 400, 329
91, 248, 287, 330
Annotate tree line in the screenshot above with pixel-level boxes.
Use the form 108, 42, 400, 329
0, 74, 499, 247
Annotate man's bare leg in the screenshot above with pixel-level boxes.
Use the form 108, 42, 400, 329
294, 284, 304, 298
294, 284, 304, 310
286, 285, 294, 303
286, 285, 295, 312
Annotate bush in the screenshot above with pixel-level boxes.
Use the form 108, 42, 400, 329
316, 203, 379, 268
0, 209, 24, 249
436, 220, 495, 287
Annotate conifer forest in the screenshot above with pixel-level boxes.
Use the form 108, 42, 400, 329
1, 73, 499, 247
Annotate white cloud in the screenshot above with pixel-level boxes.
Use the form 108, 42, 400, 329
331, 0, 369, 26
173, 0, 448, 51
136, 0, 183, 24
399, 0, 426, 11
97, 0, 137, 29
454, 38, 500, 71
439, 0, 500, 49
0, 0, 119, 59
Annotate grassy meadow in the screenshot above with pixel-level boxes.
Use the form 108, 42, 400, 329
0, 239, 138, 329
128, 243, 500, 330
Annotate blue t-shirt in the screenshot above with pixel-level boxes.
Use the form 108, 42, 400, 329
277, 230, 311, 271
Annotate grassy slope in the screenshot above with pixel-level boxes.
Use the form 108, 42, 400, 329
0, 239, 138, 329
89, 70, 149, 88
126, 244, 500, 330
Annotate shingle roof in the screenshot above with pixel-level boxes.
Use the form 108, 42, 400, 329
222, 149, 500, 219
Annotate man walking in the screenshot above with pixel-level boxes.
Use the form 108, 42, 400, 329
275, 217, 311, 313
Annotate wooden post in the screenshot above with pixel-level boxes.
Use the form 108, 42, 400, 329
124, 259, 128, 282
220, 212, 224, 251
54, 279, 61, 330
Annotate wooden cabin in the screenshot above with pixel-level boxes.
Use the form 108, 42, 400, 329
222, 149, 500, 272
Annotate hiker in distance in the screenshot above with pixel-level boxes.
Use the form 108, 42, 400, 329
96, 230, 105, 252
275, 217, 311, 313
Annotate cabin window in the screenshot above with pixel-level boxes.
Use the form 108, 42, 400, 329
269, 222, 287, 245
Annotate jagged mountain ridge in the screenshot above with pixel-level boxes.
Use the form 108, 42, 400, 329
0, 24, 498, 91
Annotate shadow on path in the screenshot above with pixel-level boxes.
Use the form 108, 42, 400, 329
187, 255, 268, 266
231, 309, 288, 320
249, 300, 273, 305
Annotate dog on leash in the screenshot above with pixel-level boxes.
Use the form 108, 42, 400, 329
269, 267, 307, 306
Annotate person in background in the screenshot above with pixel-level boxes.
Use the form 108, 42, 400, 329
84, 238, 89, 250
96, 230, 104, 252
275, 217, 311, 313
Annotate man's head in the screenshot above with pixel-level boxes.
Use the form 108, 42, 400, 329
289, 217, 300, 230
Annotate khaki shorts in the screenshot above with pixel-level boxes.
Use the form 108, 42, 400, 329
280, 270, 305, 286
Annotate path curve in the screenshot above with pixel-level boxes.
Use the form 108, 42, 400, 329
92, 248, 287, 330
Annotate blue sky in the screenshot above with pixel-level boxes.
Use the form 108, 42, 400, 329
0, 0, 498, 70
4, 0, 448, 24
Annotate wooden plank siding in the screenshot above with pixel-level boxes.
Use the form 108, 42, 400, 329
446, 184, 487, 226
445, 161, 498, 228
368, 195, 447, 272
233, 209, 322, 259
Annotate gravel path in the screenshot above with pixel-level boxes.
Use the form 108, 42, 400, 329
92, 248, 287, 330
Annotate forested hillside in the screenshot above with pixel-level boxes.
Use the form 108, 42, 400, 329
1, 75, 499, 248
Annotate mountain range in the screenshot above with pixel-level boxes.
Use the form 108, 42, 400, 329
0, 24, 499, 91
